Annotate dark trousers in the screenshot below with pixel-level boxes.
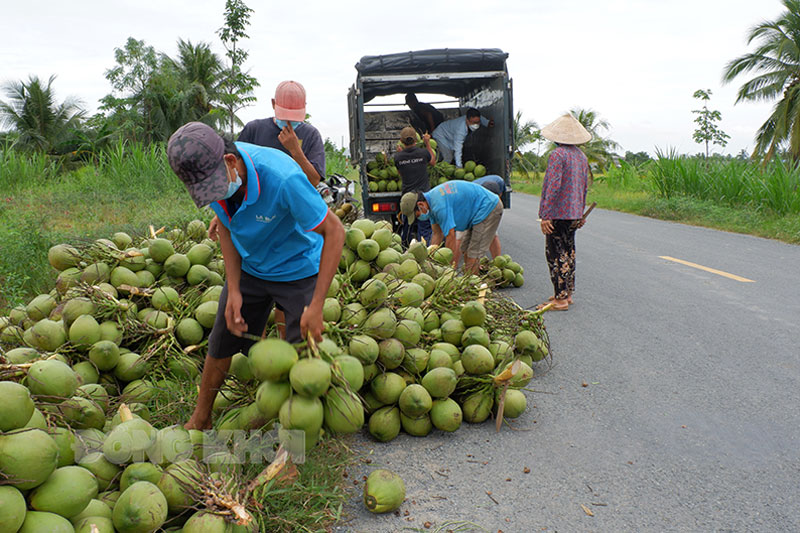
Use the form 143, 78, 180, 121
545, 220, 577, 300
208, 272, 317, 358
399, 216, 432, 247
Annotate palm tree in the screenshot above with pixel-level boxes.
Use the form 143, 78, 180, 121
512, 110, 542, 178
569, 107, 620, 178
723, 0, 800, 161
0, 75, 85, 153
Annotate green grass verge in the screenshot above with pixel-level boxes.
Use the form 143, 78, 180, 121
511, 178, 800, 245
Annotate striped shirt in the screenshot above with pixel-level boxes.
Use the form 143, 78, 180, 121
538, 145, 589, 220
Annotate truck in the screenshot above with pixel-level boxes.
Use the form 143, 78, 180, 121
347, 48, 514, 223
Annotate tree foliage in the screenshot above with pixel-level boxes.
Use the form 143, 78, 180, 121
723, 0, 800, 161
0, 75, 85, 153
692, 89, 729, 158
217, 0, 259, 136
569, 107, 620, 178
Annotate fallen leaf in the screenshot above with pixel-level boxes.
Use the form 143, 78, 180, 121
523, 467, 531, 474
505, 478, 512, 481
581, 381, 588, 387
581, 504, 594, 517
424, 522, 432, 529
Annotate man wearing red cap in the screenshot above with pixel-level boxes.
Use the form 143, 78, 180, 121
209, 81, 326, 337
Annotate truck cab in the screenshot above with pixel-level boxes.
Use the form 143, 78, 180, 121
348, 48, 514, 223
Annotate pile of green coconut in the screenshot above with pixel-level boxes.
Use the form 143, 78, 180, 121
0, 216, 550, 530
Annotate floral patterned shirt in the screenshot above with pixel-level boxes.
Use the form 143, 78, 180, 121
538, 145, 589, 220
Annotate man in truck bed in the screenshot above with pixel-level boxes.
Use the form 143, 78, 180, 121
394, 126, 436, 245
432, 108, 493, 168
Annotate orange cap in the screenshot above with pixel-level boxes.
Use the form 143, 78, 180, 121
274, 81, 306, 121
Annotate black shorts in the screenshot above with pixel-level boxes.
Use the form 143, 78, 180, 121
207, 271, 317, 359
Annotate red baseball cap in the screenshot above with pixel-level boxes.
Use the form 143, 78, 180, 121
273, 81, 306, 122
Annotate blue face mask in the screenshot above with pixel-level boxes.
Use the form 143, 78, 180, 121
276, 119, 302, 130
417, 209, 430, 221
222, 167, 242, 200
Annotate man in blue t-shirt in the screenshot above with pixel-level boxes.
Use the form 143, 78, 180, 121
399, 180, 502, 274
167, 121, 345, 430
209, 81, 326, 337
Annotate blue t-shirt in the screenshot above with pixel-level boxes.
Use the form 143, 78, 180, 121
211, 142, 328, 282
423, 180, 499, 236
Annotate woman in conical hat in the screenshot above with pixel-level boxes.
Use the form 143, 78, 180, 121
536, 114, 591, 311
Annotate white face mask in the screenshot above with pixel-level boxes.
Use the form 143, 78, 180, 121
468, 123, 480, 132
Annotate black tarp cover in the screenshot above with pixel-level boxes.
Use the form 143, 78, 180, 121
355, 48, 508, 102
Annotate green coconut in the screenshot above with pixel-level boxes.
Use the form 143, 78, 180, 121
62, 298, 97, 327
393, 319, 422, 348
362, 363, 379, 384
255, 380, 291, 420
348, 259, 372, 282
370, 372, 407, 404
359, 278, 387, 309
0, 485, 27, 532
338, 301, 365, 327
426, 349, 452, 371
157, 460, 200, 514
185, 264, 210, 285
30, 465, 98, 518
364, 307, 397, 339
48, 243, 82, 271
114, 352, 147, 382
431, 246, 454, 266
462, 391, 493, 424
370, 228, 393, 251
61, 396, 105, 430
55, 267, 82, 294
150, 426, 193, 466
112, 481, 168, 533
186, 219, 207, 240
356, 239, 380, 261
163, 254, 190, 278
122, 380, 155, 403
186, 243, 214, 266
18, 511, 75, 533
0, 381, 35, 432
201, 285, 223, 302
81, 262, 111, 285
27, 359, 78, 401
119, 463, 162, 493
375, 248, 402, 269
148, 239, 175, 263
440, 319, 466, 346
195, 301, 218, 329
78, 383, 109, 411
348, 334, 379, 364
0, 325, 23, 344
398, 384, 432, 417
351, 218, 375, 238
461, 345, 495, 374
402, 348, 430, 374
77, 450, 121, 492
174, 318, 204, 346
183, 511, 231, 533
24, 408, 47, 429
48, 427, 77, 468
109, 266, 139, 291
87, 340, 120, 372
98, 321, 123, 344
30, 318, 67, 352
363, 468, 405, 513
460, 301, 486, 327
279, 396, 324, 440
70, 498, 112, 525
461, 326, 490, 349
0, 428, 59, 490
149, 287, 178, 312
505, 360, 534, 388
377, 338, 405, 369
339, 247, 356, 270
248, 338, 298, 382
430, 398, 463, 432
75, 516, 114, 533
26, 294, 57, 321
322, 297, 341, 322
289, 358, 331, 397
497, 388, 527, 418
323, 387, 364, 434
331, 355, 364, 390
400, 412, 433, 437
421, 367, 457, 398
69, 314, 101, 349
5, 346, 39, 364
226, 352, 252, 382
344, 227, 366, 251
103, 418, 157, 465
368, 406, 401, 442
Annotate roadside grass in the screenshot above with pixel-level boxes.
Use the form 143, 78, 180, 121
511, 168, 800, 245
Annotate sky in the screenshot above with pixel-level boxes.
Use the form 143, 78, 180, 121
0, 0, 787, 157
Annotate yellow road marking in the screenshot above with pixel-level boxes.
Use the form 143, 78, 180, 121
659, 256, 755, 283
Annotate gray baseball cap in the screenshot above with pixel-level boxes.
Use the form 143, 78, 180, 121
167, 122, 229, 208
400, 192, 420, 223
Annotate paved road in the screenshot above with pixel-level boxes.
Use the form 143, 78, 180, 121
337, 192, 800, 532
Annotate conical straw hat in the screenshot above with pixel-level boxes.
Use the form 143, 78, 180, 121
541, 114, 592, 145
